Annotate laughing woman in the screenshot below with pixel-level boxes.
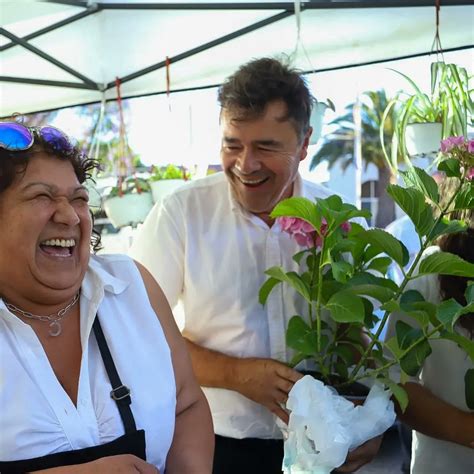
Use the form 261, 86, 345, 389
0, 122, 214, 473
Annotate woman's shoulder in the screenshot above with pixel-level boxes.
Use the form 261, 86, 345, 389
88, 253, 140, 285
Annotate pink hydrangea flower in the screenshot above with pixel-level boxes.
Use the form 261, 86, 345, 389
278, 217, 351, 248
278, 217, 317, 247
468, 140, 474, 154
467, 168, 474, 181
440, 136, 465, 153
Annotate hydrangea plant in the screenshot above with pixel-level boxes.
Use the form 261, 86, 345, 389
259, 136, 474, 411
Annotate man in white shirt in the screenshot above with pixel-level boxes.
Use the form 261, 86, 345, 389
130, 57, 380, 473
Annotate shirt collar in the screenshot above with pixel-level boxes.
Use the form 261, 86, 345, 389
81, 255, 130, 301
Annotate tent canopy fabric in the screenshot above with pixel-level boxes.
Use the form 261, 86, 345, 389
1, 0, 473, 117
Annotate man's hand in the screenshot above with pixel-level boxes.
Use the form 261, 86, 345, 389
233, 357, 303, 423
334, 435, 383, 473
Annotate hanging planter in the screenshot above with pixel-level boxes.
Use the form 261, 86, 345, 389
309, 99, 335, 146
103, 177, 153, 228
405, 122, 443, 157
149, 164, 189, 203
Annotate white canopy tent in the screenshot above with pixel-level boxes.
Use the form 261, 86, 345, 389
1, 0, 473, 117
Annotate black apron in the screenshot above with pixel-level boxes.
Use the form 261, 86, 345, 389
0, 316, 147, 473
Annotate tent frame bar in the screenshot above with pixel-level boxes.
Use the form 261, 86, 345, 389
109, 10, 293, 88
7, 44, 471, 119
0, 27, 98, 88
0, 6, 99, 52
44, 1, 474, 9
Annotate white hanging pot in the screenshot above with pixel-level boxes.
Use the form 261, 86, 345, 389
103, 192, 153, 229
150, 179, 186, 204
309, 102, 329, 146
405, 122, 442, 156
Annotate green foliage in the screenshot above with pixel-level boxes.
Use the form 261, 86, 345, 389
259, 154, 474, 408
381, 62, 473, 168
149, 164, 186, 181
105, 176, 150, 198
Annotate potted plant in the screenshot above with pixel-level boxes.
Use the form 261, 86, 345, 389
149, 164, 189, 204
381, 62, 472, 169
103, 176, 153, 228
259, 137, 474, 473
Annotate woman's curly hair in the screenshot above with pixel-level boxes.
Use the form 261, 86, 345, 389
0, 129, 103, 253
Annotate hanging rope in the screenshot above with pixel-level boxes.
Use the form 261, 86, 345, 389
114, 77, 141, 195
290, 0, 314, 73
430, 0, 444, 62
166, 56, 171, 112
88, 92, 107, 165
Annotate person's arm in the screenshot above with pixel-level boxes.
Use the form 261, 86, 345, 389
32, 454, 159, 473
136, 262, 214, 474
397, 382, 474, 449
185, 339, 302, 424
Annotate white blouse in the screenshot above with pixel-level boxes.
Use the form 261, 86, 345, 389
0, 254, 176, 472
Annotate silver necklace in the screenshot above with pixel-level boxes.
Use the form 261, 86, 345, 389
5, 292, 80, 337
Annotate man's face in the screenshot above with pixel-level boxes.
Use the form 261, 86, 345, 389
220, 100, 311, 220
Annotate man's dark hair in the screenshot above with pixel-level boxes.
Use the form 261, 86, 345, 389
0, 131, 102, 252
217, 57, 314, 140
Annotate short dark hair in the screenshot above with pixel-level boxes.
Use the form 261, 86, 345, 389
0, 131, 102, 252
217, 57, 313, 140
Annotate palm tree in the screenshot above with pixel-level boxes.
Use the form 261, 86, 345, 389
310, 90, 400, 228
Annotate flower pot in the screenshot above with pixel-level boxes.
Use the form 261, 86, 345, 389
103, 192, 153, 228
150, 179, 185, 204
300, 370, 370, 400
282, 374, 394, 474
405, 122, 442, 156
309, 102, 330, 146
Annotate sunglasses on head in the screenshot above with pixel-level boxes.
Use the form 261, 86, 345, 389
0, 122, 74, 155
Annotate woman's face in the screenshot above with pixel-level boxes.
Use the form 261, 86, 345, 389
0, 152, 91, 301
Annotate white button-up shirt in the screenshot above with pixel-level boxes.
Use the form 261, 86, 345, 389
130, 172, 335, 439
0, 255, 175, 470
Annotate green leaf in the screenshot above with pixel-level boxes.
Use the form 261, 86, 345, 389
356, 228, 409, 268
453, 186, 474, 211
387, 185, 434, 237
367, 256, 392, 275
286, 316, 315, 356
265, 267, 311, 302
288, 352, 307, 368
438, 158, 461, 178
380, 378, 409, 413
385, 335, 403, 359
333, 343, 356, 365
271, 197, 322, 231
331, 260, 353, 283
418, 251, 474, 278
258, 277, 280, 305
466, 282, 474, 304
436, 299, 464, 330
326, 291, 365, 323
395, 321, 432, 376
399, 290, 430, 327
465, 369, 474, 410
347, 284, 395, 304
429, 218, 467, 242
381, 300, 400, 313
400, 167, 439, 204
